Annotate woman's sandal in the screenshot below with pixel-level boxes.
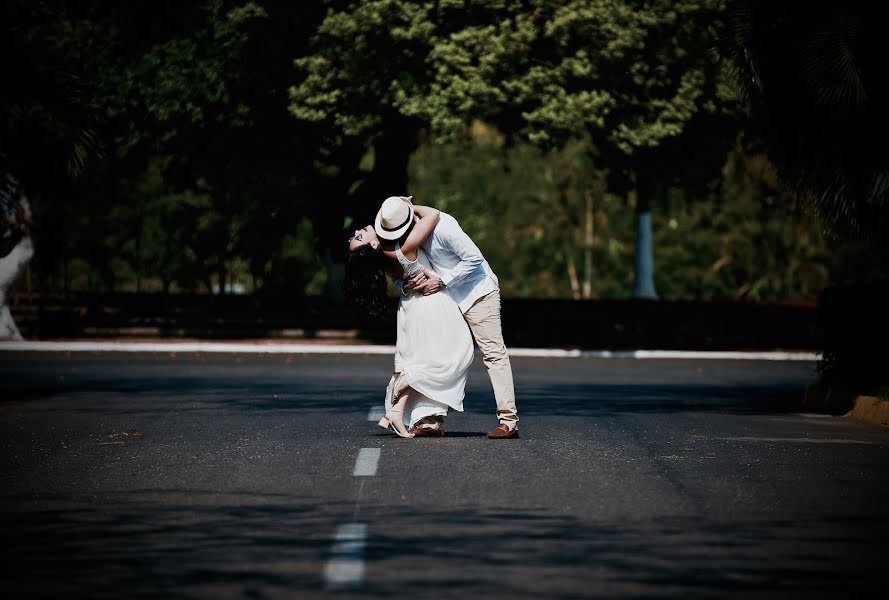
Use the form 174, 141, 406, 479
380, 408, 413, 438
378, 374, 414, 437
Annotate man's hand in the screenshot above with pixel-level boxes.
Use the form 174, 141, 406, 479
402, 270, 428, 293
404, 269, 444, 295
414, 270, 445, 296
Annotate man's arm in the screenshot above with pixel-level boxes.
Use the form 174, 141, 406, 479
403, 215, 482, 295
435, 217, 483, 289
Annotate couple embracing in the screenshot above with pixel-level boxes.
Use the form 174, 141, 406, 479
345, 196, 520, 439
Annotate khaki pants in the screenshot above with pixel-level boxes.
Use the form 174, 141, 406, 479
463, 289, 518, 426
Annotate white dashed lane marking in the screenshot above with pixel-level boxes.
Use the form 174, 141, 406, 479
323, 523, 367, 590
323, 446, 382, 589
367, 406, 385, 422
353, 448, 381, 476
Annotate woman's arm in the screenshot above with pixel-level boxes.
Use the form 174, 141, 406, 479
399, 205, 440, 253
379, 249, 404, 279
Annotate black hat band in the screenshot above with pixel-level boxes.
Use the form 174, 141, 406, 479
381, 210, 412, 232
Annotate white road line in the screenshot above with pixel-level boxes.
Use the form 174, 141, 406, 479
353, 448, 381, 476
718, 437, 886, 445
367, 406, 385, 422
507, 348, 820, 361
324, 447, 380, 589
631, 350, 818, 361
323, 523, 367, 590
0, 341, 820, 361
0, 341, 397, 355
352, 479, 366, 522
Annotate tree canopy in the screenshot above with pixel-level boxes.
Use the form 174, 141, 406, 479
723, 1, 889, 251
1, 0, 883, 302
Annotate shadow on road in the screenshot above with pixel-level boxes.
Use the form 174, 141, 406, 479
2, 490, 347, 598
516, 382, 808, 417
2, 498, 883, 598
1, 363, 810, 418
356, 506, 885, 598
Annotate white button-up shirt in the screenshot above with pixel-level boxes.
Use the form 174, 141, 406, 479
421, 212, 498, 313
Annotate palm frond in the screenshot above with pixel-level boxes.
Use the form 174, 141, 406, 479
721, 1, 889, 249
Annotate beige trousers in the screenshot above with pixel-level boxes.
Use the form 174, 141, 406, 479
463, 289, 518, 426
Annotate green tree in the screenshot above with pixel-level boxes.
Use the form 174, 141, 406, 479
723, 1, 889, 255
409, 133, 631, 299
408, 1, 737, 298
50, 1, 329, 296
410, 133, 875, 302
1, 1, 110, 338
101, 0, 273, 294
290, 1, 741, 302
723, 1, 889, 395
289, 0, 439, 258
1, 1, 106, 189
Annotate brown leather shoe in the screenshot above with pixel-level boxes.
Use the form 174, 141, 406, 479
487, 423, 519, 439
409, 426, 444, 437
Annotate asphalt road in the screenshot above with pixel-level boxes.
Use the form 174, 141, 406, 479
1, 351, 887, 599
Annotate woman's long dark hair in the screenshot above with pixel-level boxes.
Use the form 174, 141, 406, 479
343, 244, 392, 319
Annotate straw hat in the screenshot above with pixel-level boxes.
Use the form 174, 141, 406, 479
374, 196, 414, 240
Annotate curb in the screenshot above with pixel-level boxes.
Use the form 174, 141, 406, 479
846, 396, 889, 428
804, 383, 889, 429
0, 340, 820, 361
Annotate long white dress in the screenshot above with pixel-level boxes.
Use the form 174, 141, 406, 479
384, 243, 474, 426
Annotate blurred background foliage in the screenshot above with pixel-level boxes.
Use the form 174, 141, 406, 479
409, 128, 881, 302
2, 0, 886, 302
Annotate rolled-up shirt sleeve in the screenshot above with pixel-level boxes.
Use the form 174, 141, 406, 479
437, 220, 483, 288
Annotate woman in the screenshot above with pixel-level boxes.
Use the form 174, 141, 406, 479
344, 198, 474, 438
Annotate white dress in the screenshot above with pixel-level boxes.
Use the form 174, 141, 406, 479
385, 243, 474, 425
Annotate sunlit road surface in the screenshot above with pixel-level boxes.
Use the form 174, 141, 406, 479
1, 352, 887, 598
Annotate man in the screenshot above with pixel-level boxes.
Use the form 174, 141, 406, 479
374, 195, 519, 439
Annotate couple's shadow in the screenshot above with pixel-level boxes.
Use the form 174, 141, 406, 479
372, 431, 487, 438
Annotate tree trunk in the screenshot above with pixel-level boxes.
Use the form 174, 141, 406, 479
63, 258, 70, 298
136, 210, 143, 293
567, 255, 581, 300
324, 247, 345, 304
583, 189, 594, 299
363, 119, 420, 212
322, 117, 420, 303
631, 171, 658, 300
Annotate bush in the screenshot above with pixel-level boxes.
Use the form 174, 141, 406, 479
816, 278, 889, 395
